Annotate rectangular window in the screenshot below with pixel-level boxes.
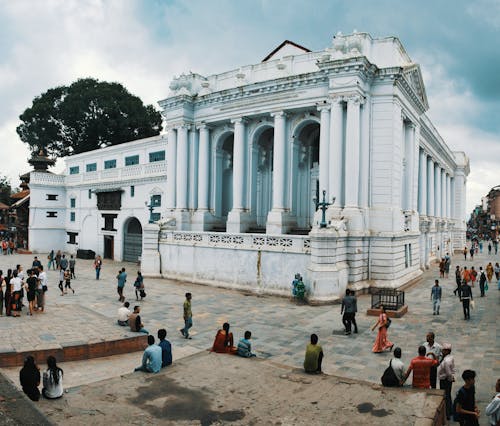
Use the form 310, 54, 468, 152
70, 212, 75, 222
151, 194, 161, 207
151, 212, 161, 222
69, 166, 79, 175
404, 244, 412, 268
125, 155, 139, 166
46, 211, 57, 218
46, 194, 58, 201
70, 198, 76, 208
67, 232, 77, 244
130, 186, 135, 197
102, 214, 118, 231
86, 163, 97, 172
88, 189, 92, 199
149, 150, 165, 162
104, 159, 117, 169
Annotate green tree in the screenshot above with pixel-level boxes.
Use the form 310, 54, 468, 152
17, 78, 163, 157
0, 176, 12, 205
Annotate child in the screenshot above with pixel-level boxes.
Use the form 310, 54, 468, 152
64, 269, 74, 294
237, 331, 256, 358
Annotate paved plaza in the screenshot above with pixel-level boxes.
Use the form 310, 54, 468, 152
0, 250, 498, 424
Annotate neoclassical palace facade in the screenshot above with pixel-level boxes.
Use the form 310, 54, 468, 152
29, 32, 469, 301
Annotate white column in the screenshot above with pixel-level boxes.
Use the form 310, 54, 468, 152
176, 125, 189, 210
446, 174, 451, 218
318, 105, 330, 198
450, 177, 455, 218
231, 118, 247, 210
197, 124, 210, 210
188, 126, 199, 210
434, 164, 441, 217
418, 149, 427, 214
427, 157, 434, 216
403, 122, 415, 211
329, 97, 344, 206
344, 95, 362, 207
441, 169, 446, 219
166, 128, 177, 210
271, 111, 286, 210
359, 98, 370, 208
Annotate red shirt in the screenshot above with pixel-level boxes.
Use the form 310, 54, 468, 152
409, 355, 438, 388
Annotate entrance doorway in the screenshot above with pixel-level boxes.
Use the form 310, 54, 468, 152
104, 235, 114, 259
123, 217, 142, 262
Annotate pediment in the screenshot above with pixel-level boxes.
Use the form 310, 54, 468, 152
403, 64, 429, 110
262, 40, 311, 62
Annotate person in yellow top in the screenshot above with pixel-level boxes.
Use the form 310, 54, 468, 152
486, 262, 494, 283
304, 334, 323, 374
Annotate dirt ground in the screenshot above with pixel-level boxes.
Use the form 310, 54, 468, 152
37, 351, 444, 426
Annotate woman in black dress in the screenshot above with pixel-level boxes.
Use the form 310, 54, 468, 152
19, 355, 41, 401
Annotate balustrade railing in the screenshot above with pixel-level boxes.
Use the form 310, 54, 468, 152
160, 230, 311, 254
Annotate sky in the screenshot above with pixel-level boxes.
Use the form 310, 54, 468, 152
0, 0, 499, 214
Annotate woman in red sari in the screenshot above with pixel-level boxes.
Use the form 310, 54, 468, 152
211, 322, 237, 354
371, 305, 394, 353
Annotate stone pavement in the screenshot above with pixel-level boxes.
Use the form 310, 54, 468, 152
0, 250, 498, 425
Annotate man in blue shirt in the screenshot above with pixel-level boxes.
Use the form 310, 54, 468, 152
157, 329, 172, 367
116, 267, 127, 303
237, 331, 256, 357
134, 335, 162, 373
431, 279, 442, 315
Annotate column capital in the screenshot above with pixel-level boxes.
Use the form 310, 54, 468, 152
346, 93, 364, 105
316, 102, 331, 113
196, 122, 212, 131
270, 110, 287, 119
230, 117, 249, 125
329, 94, 344, 105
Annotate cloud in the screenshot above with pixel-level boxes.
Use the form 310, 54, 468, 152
0, 0, 497, 217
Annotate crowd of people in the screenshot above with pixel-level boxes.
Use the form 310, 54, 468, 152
5, 244, 498, 426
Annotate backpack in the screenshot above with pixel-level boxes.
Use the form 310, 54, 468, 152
452, 387, 466, 422
381, 360, 400, 387
385, 317, 392, 329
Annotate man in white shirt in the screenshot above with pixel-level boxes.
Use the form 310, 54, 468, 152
437, 343, 455, 421
117, 301, 131, 326
423, 331, 442, 389
391, 347, 405, 385
485, 378, 500, 426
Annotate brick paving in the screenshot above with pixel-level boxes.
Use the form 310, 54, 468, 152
0, 250, 498, 424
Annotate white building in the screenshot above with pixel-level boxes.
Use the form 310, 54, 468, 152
29, 32, 469, 302
29, 135, 167, 261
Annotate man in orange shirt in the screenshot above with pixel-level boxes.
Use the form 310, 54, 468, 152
462, 267, 471, 284
401, 346, 439, 388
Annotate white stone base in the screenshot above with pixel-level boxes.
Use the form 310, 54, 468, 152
306, 262, 349, 303
342, 206, 364, 234
175, 210, 192, 230
266, 209, 293, 234
141, 250, 162, 277
191, 210, 215, 231
226, 209, 252, 233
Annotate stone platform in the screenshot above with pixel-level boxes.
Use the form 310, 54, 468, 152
38, 351, 445, 426
0, 305, 147, 367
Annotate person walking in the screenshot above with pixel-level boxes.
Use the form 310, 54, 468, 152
488, 242, 492, 255
371, 305, 394, 353
47, 250, 55, 270
486, 262, 494, 283
470, 266, 477, 288
479, 267, 487, 297
180, 293, 193, 339
94, 255, 102, 280
470, 246, 475, 260
69, 255, 76, 279
431, 280, 442, 315
340, 289, 358, 335
463, 246, 468, 261
437, 343, 455, 421
116, 268, 127, 303
134, 271, 145, 301
444, 253, 451, 278
494, 262, 500, 281
454, 266, 462, 296
459, 280, 473, 320
439, 258, 446, 278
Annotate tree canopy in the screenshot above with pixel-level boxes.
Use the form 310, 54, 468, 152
17, 78, 163, 157
0, 176, 12, 205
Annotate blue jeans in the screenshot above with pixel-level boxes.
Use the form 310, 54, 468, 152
182, 317, 193, 337
95, 268, 100, 280
432, 298, 440, 314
